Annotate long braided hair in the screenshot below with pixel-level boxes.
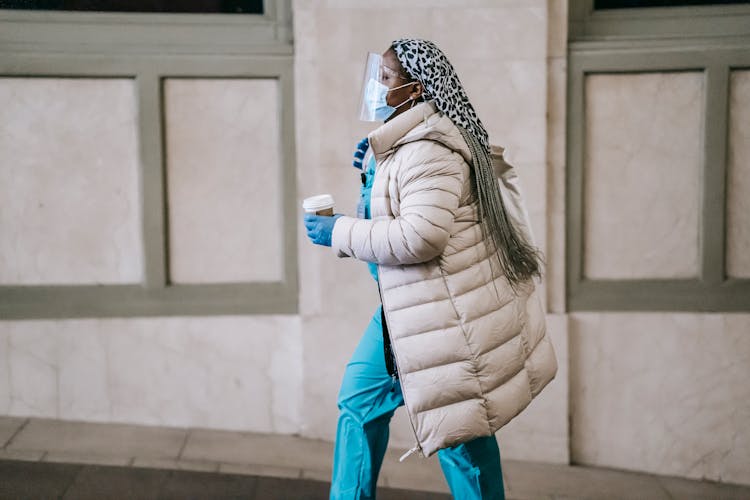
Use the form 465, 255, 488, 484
392, 38, 542, 289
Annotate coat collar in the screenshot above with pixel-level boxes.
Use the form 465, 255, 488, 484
368, 101, 437, 157
367, 101, 473, 165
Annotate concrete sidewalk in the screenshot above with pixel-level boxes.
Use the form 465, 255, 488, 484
0, 460, 447, 500
1, 417, 748, 499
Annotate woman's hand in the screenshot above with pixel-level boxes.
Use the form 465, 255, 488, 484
303, 214, 343, 247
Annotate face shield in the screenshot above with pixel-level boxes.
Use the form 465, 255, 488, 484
357, 52, 413, 122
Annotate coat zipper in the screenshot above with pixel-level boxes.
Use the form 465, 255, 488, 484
371, 150, 422, 460
378, 274, 423, 461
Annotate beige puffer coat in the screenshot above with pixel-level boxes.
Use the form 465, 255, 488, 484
331, 102, 557, 458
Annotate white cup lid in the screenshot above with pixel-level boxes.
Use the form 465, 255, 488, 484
302, 194, 335, 211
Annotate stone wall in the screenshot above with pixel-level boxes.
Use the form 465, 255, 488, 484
1, 0, 748, 485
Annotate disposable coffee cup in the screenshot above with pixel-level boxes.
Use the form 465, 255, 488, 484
303, 194, 335, 216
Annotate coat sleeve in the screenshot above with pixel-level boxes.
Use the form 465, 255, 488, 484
331, 143, 465, 265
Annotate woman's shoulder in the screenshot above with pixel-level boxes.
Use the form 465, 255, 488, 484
397, 136, 453, 157
393, 139, 462, 168
391, 139, 469, 184
399, 116, 472, 163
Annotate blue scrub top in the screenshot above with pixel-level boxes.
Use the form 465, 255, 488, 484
357, 154, 379, 282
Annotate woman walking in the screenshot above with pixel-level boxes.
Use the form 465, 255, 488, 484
304, 38, 557, 500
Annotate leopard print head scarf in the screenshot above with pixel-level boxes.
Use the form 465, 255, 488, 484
392, 38, 542, 290
391, 38, 490, 153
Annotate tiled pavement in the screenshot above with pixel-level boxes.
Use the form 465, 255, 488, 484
0, 460, 445, 500
1, 417, 749, 499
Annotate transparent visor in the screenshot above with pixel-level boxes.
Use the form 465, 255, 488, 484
357, 52, 411, 122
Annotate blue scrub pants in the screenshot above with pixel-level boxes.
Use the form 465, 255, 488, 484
330, 307, 506, 500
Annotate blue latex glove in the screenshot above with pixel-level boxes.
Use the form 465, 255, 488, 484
352, 137, 369, 170
304, 214, 342, 247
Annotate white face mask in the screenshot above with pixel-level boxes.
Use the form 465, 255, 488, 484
363, 79, 413, 121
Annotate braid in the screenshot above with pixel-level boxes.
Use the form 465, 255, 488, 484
457, 127, 543, 292
391, 38, 542, 290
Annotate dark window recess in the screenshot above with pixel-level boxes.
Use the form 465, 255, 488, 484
595, 0, 749, 8
0, 0, 263, 13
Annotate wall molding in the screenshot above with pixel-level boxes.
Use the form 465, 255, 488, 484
569, 0, 750, 41
567, 16, 750, 312
0, 1, 298, 318
0, 1, 292, 55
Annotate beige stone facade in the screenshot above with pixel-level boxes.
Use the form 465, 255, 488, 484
0, 0, 748, 487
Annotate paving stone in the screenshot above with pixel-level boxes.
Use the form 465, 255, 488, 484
132, 457, 220, 473
378, 486, 452, 500
3, 418, 750, 499
159, 468, 259, 499
4, 455, 750, 499
8, 418, 186, 460
0, 448, 44, 461
181, 428, 332, 471
508, 494, 553, 500
379, 447, 449, 494
657, 474, 750, 500
503, 461, 671, 500
45, 451, 131, 467
0, 417, 26, 447
251, 475, 330, 500
299, 467, 331, 482
0, 459, 81, 499
62, 464, 169, 500
221, 462, 302, 479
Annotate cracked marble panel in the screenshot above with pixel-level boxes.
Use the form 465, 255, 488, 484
0, 317, 303, 434
0, 333, 9, 414
0, 78, 142, 285
570, 312, 750, 485
5, 322, 59, 417
58, 321, 111, 422
583, 72, 703, 279
727, 70, 750, 278
105, 316, 302, 432
164, 79, 283, 284
294, 0, 545, 62
299, 314, 369, 442
456, 59, 547, 166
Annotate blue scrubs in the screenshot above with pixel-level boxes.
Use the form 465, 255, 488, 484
330, 156, 505, 500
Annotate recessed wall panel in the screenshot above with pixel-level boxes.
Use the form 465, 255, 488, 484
0, 78, 143, 285
164, 79, 283, 284
583, 72, 703, 280
570, 312, 750, 484
727, 70, 750, 279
